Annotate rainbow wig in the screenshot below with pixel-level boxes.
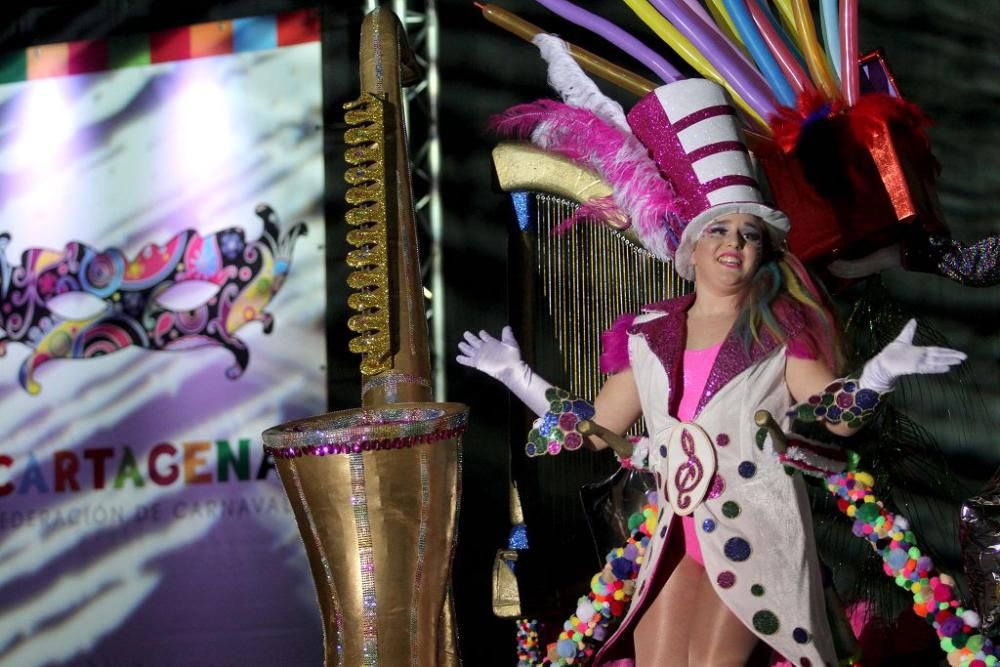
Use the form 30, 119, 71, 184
737, 249, 845, 373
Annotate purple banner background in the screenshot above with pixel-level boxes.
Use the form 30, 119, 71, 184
0, 38, 325, 667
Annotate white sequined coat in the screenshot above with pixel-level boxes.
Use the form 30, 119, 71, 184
594, 295, 836, 667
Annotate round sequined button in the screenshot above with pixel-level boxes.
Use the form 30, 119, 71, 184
752, 610, 779, 635
716, 433, 730, 447
793, 627, 810, 644
717, 571, 736, 588
708, 474, 726, 499
856, 388, 879, 409
722, 501, 741, 518
724, 537, 751, 561
751, 584, 765, 597
738, 461, 756, 479
703, 519, 716, 533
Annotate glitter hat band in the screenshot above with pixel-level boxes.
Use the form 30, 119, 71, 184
626, 79, 790, 280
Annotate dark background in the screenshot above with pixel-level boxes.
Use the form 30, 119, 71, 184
2, 1, 997, 664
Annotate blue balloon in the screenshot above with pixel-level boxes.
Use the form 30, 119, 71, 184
722, 0, 796, 106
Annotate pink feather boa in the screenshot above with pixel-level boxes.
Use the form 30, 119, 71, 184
599, 312, 638, 374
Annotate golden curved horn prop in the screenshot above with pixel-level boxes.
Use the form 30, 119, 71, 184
263, 9, 466, 666
344, 9, 431, 405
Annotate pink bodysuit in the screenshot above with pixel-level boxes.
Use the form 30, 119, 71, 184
676, 343, 723, 567
675, 336, 817, 566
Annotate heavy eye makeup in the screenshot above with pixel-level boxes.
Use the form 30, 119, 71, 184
701, 220, 764, 246
738, 224, 763, 244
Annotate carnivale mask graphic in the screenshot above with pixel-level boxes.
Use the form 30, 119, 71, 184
0, 204, 306, 394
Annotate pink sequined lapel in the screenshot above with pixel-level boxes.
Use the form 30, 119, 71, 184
632, 294, 801, 419
692, 301, 810, 417
630, 294, 695, 419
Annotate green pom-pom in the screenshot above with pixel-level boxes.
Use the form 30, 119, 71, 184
940, 638, 955, 653
967, 635, 984, 652
856, 504, 880, 522
628, 513, 645, 531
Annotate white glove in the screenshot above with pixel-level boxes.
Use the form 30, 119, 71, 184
456, 326, 554, 416
859, 319, 967, 393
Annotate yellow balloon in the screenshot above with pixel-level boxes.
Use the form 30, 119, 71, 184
771, 0, 805, 50
790, 0, 840, 98
622, 0, 770, 131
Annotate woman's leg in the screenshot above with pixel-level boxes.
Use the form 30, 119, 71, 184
633, 555, 759, 667
633, 555, 701, 666
686, 572, 759, 666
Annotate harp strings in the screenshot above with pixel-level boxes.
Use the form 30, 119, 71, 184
535, 193, 691, 434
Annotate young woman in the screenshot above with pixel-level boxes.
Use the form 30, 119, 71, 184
459, 79, 964, 666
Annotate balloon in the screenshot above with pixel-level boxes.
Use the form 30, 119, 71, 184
746, 0, 815, 97
819, 0, 842, 82
789, 0, 840, 98
679, 0, 750, 60
533, 0, 683, 83
756, 0, 807, 69
705, 0, 747, 50
840, 0, 860, 104
478, 3, 658, 98
657, 0, 757, 71
644, 0, 778, 123
722, 0, 796, 106
770, 0, 802, 49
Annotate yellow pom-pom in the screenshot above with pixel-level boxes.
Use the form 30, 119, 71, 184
613, 589, 625, 601
854, 472, 875, 487
846, 505, 857, 517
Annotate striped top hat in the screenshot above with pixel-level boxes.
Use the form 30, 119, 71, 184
627, 79, 789, 280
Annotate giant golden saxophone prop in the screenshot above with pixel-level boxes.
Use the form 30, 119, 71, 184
263, 8, 467, 666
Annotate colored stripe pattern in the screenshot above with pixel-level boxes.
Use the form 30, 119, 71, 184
349, 453, 379, 666
0, 9, 319, 84
410, 449, 431, 666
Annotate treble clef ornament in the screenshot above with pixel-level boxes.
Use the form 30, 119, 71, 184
664, 423, 717, 516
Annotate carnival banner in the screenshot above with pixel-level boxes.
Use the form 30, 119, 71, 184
0, 11, 325, 666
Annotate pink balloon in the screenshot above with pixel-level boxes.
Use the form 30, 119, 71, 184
840, 0, 860, 104
746, 0, 815, 98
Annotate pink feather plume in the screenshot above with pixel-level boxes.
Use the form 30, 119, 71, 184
491, 100, 681, 257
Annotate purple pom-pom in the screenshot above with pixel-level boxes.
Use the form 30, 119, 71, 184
611, 557, 633, 579
939, 615, 963, 637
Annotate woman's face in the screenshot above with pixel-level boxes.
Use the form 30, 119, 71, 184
690, 214, 765, 292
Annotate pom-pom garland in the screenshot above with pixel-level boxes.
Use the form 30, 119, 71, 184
528, 496, 658, 665
516, 618, 543, 667
826, 470, 1000, 667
